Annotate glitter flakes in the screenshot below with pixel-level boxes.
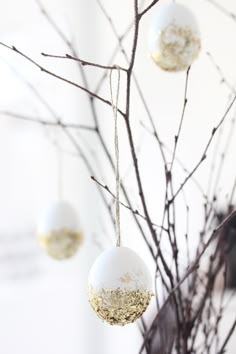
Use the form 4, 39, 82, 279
151, 23, 201, 71
38, 228, 83, 260
89, 286, 153, 326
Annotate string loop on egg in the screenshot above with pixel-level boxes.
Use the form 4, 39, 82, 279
109, 66, 121, 247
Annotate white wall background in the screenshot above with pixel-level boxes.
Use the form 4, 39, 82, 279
0, 0, 236, 353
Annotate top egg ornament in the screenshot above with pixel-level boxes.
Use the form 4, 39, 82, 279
88, 246, 153, 326
148, 3, 201, 72
37, 200, 83, 260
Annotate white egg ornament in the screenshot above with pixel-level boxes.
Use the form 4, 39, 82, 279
88, 246, 153, 326
148, 3, 201, 72
37, 200, 83, 260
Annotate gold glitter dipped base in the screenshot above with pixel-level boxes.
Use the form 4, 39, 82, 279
89, 286, 153, 326
38, 228, 83, 260
151, 23, 201, 71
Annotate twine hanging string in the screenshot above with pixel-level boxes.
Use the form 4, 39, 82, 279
109, 66, 121, 247
56, 127, 63, 200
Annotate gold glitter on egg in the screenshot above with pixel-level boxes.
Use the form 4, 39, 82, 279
151, 23, 201, 72
38, 228, 83, 260
88, 286, 153, 326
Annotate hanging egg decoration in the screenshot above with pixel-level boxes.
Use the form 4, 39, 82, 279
88, 246, 153, 326
37, 200, 83, 260
148, 3, 201, 72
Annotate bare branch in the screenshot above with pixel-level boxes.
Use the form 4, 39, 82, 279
139, 0, 160, 18
206, 52, 235, 93
217, 317, 236, 354
170, 66, 191, 171
205, 0, 236, 22
41, 52, 127, 72
0, 42, 126, 118
0, 110, 96, 131
91, 175, 166, 231
171, 94, 236, 202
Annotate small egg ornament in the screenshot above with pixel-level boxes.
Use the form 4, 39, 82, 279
88, 246, 153, 326
148, 3, 201, 72
37, 200, 83, 260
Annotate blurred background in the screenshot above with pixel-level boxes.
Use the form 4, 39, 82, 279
1, 0, 236, 353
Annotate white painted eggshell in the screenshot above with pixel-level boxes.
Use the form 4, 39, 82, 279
148, 3, 201, 71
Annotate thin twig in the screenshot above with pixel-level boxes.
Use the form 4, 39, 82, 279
206, 52, 235, 93
91, 175, 166, 231
171, 94, 236, 202
0, 111, 96, 131
41, 52, 127, 72
217, 317, 236, 354
139, 0, 161, 18
205, 0, 236, 22
169, 66, 191, 171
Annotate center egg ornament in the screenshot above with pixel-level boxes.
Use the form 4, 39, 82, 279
88, 247, 153, 326
148, 3, 201, 71
37, 200, 83, 260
